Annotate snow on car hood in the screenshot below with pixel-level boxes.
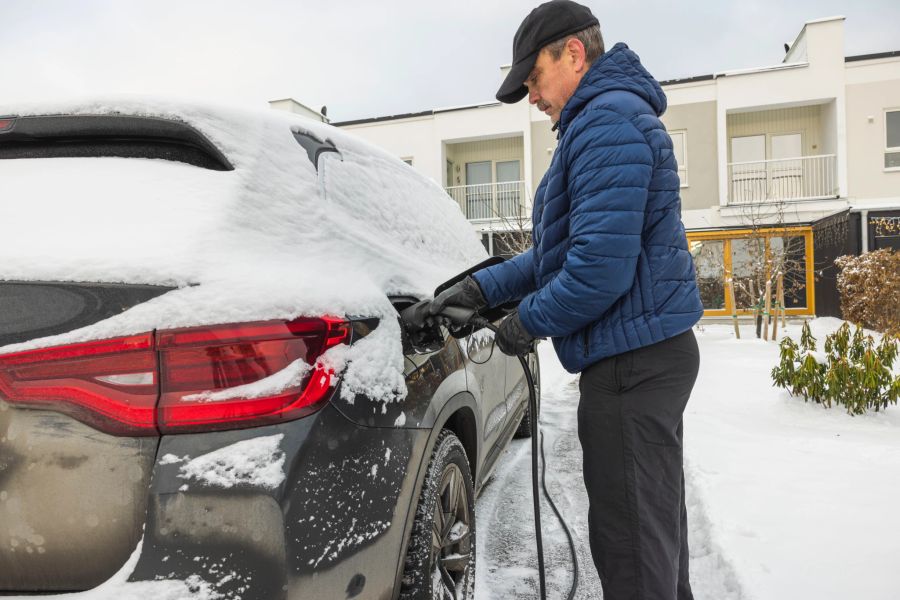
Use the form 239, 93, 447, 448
0, 96, 488, 403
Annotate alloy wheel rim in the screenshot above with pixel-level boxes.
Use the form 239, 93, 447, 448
430, 462, 473, 599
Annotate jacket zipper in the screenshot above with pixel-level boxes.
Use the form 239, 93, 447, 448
583, 324, 592, 358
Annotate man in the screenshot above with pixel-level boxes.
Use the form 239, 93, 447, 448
430, 1, 704, 598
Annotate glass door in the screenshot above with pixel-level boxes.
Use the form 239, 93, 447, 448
495, 160, 521, 218
770, 133, 803, 199
730, 135, 766, 203
465, 161, 492, 219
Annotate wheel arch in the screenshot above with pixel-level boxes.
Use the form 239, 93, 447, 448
390, 391, 481, 599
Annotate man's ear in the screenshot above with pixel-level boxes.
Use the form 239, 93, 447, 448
567, 37, 588, 73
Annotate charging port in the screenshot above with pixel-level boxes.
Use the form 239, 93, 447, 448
390, 296, 445, 355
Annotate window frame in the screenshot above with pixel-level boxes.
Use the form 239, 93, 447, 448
669, 129, 689, 188
686, 227, 815, 317
885, 108, 900, 172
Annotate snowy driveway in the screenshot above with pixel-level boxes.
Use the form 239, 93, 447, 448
474, 339, 735, 600
476, 321, 900, 600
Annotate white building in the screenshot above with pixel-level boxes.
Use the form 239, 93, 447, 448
318, 17, 899, 318
268, 98, 329, 123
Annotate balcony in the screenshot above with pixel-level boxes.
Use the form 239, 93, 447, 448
445, 181, 529, 221
727, 154, 838, 204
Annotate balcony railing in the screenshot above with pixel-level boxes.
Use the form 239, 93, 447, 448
727, 154, 837, 204
445, 181, 528, 221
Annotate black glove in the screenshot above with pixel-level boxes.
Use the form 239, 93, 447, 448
400, 299, 435, 331
429, 276, 487, 317
495, 311, 536, 356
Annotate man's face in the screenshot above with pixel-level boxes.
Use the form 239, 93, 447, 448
525, 40, 587, 124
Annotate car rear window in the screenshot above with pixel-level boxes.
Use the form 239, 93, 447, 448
0, 114, 233, 171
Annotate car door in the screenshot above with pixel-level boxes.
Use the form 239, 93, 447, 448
460, 323, 508, 481
503, 347, 530, 425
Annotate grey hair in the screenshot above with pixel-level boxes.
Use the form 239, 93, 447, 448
544, 25, 604, 64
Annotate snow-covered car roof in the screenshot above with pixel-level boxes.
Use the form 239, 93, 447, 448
0, 97, 487, 401
1, 97, 484, 290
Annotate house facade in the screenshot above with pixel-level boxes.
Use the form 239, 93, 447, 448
325, 17, 900, 318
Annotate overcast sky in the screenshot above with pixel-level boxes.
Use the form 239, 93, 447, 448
5, 0, 899, 122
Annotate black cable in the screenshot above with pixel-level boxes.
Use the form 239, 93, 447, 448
540, 431, 580, 600
518, 351, 547, 600
464, 317, 579, 600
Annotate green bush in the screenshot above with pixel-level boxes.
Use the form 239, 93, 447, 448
771, 321, 900, 415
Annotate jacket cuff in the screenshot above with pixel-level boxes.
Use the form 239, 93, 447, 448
516, 304, 539, 337
471, 270, 497, 308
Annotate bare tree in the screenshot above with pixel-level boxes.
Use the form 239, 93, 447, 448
486, 184, 533, 258
732, 199, 808, 314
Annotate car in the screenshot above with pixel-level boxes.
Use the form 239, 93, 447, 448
0, 99, 539, 599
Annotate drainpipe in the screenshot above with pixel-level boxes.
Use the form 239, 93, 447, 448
860, 209, 869, 254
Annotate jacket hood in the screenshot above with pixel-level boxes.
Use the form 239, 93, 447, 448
558, 43, 667, 136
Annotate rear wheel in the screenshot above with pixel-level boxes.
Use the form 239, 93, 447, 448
400, 430, 475, 600
514, 350, 541, 439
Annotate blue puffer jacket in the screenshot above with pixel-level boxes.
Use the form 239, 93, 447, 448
473, 43, 703, 373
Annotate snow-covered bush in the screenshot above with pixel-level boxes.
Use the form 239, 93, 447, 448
835, 249, 900, 336
772, 321, 900, 415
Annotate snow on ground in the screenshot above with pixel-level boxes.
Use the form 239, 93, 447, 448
477, 319, 900, 599
476, 340, 603, 599
686, 318, 900, 600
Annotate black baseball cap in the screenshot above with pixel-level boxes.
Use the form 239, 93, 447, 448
496, 0, 599, 104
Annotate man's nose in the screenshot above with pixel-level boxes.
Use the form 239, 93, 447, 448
528, 87, 539, 105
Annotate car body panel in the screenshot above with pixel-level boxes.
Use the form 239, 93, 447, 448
332, 323, 468, 431
0, 400, 156, 590
129, 401, 429, 600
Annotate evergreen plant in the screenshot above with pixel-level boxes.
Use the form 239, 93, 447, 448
772, 321, 900, 415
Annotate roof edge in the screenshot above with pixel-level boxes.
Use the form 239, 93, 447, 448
332, 109, 435, 127
333, 100, 502, 127
845, 50, 900, 63
659, 73, 715, 87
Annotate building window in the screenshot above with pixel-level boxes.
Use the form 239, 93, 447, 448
687, 228, 815, 317
886, 110, 900, 170
670, 130, 688, 187
690, 239, 725, 310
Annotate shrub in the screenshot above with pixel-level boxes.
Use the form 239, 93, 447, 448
835, 249, 900, 336
772, 321, 900, 415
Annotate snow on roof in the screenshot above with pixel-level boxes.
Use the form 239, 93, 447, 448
0, 96, 488, 404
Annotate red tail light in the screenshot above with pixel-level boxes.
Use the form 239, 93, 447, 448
0, 318, 352, 436
0, 333, 158, 435
156, 317, 350, 433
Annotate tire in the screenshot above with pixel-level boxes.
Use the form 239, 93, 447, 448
400, 430, 476, 600
513, 350, 541, 439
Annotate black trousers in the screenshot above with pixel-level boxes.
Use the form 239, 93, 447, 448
577, 329, 699, 600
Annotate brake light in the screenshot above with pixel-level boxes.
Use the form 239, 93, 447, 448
0, 117, 14, 132
0, 317, 352, 436
157, 317, 350, 433
0, 333, 158, 435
